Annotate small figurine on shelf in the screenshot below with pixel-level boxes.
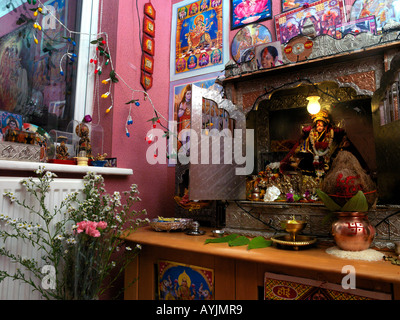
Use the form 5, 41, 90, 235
76, 122, 92, 158
56, 136, 69, 160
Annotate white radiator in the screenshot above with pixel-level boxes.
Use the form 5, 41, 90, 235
0, 177, 84, 300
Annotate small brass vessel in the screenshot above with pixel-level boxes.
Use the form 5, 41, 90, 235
280, 219, 307, 242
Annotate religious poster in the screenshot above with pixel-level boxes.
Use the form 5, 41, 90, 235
274, 0, 346, 44
170, 0, 229, 81
231, 0, 272, 30
335, 16, 377, 39
350, 0, 400, 34
231, 23, 272, 63
158, 260, 214, 300
281, 0, 318, 12
168, 72, 223, 165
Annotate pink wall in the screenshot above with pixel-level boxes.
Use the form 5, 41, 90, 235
98, 0, 359, 222
98, 0, 176, 221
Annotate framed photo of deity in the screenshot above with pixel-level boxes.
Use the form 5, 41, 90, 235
142, 34, 155, 56
231, 23, 273, 63
143, 15, 155, 38
281, 0, 319, 13
170, 0, 229, 81
274, 0, 346, 44
141, 53, 154, 74
157, 260, 214, 300
231, 0, 273, 30
349, 0, 400, 34
168, 72, 223, 165
335, 16, 377, 39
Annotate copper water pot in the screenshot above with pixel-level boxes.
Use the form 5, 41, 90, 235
331, 212, 375, 251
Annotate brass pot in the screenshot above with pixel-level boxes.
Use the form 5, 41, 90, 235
331, 212, 375, 251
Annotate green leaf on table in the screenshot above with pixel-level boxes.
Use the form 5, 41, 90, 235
204, 233, 239, 244
247, 236, 272, 250
228, 236, 250, 247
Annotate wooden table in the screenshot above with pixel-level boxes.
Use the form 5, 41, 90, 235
123, 226, 400, 300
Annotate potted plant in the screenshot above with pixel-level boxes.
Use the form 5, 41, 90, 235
317, 189, 375, 251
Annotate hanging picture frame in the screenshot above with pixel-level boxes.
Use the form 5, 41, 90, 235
231, 0, 272, 30
144, 2, 156, 19
168, 72, 223, 166
231, 23, 272, 63
141, 72, 153, 90
335, 15, 377, 39
274, 0, 346, 44
142, 34, 155, 56
281, 0, 318, 13
141, 53, 154, 74
349, 0, 400, 34
255, 41, 284, 69
143, 15, 155, 38
170, 0, 229, 81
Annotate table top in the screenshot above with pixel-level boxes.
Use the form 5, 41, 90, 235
123, 226, 400, 285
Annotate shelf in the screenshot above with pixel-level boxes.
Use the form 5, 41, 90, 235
0, 159, 133, 176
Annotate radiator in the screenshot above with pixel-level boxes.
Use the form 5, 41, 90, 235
0, 177, 84, 300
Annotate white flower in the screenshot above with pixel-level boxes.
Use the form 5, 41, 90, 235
55, 234, 64, 240
136, 244, 142, 250
263, 186, 281, 202
126, 246, 132, 251
66, 237, 76, 245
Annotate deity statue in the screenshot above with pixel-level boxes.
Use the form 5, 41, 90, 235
280, 109, 347, 179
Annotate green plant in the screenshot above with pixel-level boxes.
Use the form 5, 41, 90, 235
0, 167, 147, 299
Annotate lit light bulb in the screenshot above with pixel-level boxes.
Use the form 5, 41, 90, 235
306, 96, 321, 114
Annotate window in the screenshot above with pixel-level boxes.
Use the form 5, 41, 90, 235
0, 0, 98, 146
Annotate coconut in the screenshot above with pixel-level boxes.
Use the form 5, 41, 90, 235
320, 151, 377, 209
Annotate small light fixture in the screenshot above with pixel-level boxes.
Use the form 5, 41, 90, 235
306, 95, 321, 114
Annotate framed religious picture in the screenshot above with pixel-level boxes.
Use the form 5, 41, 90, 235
144, 2, 156, 19
275, 0, 346, 44
281, 0, 318, 13
141, 53, 154, 74
168, 72, 223, 165
335, 16, 377, 39
142, 34, 155, 56
231, 0, 273, 30
158, 260, 214, 300
349, 0, 400, 34
231, 23, 272, 63
143, 15, 155, 38
170, 0, 229, 81
141, 71, 153, 90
